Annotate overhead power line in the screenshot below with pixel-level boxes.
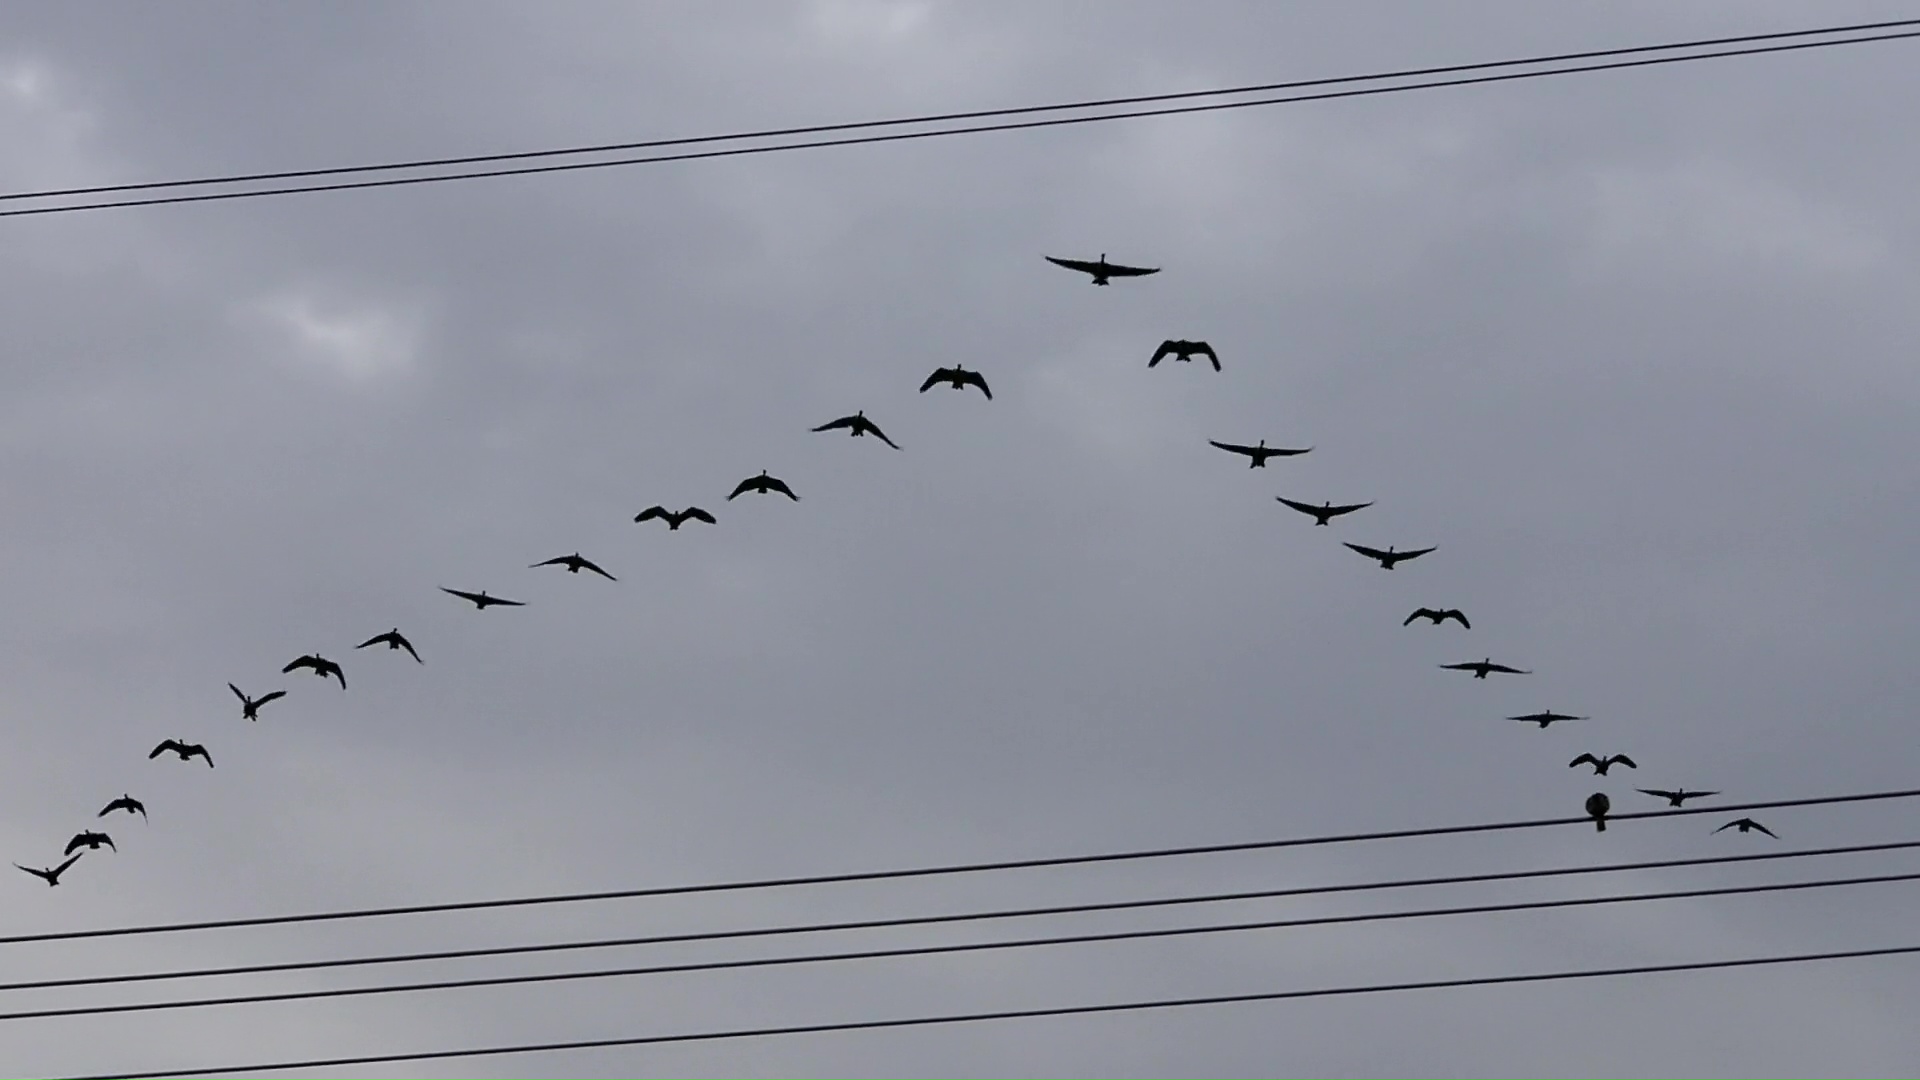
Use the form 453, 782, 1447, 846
3, 21, 1917, 220
50, 942, 1920, 1080
7, 839, 1916, 995
8, 787, 1915, 948
8, 867, 1916, 1024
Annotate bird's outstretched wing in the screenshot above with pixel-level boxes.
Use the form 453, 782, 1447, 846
1485, 662, 1529, 674
255, 690, 286, 707
530, 556, 572, 569
1149, 341, 1177, 368
15, 863, 50, 882
1394, 546, 1439, 562
441, 587, 486, 604
811, 416, 856, 433
1749, 820, 1779, 838
633, 505, 668, 523
395, 635, 421, 662
1712, 820, 1739, 833
919, 368, 954, 394
1612, 755, 1638, 769
227, 682, 246, 703
194, 746, 214, 767
1194, 342, 1221, 370
1343, 542, 1390, 561
682, 507, 717, 525
148, 741, 177, 759
355, 633, 385, 649
1103, 260, 1160, 278
579, 558, 617, 581
1638, 788, 1678, 801
1045, 255, 1102, 276
1405, 607, 1438, 625
1570, 753, 1600, 769
959, 370, 991, 399
725, 478, 754, 500
1439, 609, 1470, 628
863, 419, 901, 449
51, 853, 80, 877
767, 477, 800, 501
282, 656, 313, 674
1210, 440, 1256, 458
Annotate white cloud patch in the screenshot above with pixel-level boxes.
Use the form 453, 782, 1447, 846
236, 287, 426, 383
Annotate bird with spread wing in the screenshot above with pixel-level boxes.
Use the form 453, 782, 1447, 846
227, 683, 285, 721
283, 653, 345, 689
1440, 657, 1530, 679
1210, 439, 1306, 467
1404, 607, 1469, 628
441, 588, 526, 610
1151, 340, 1220, 371
812, 410, 900, 449
531, 553, 617, 581
356, 628, 422, 663
1344, 542, 1436, 569
1570, 752, 1637, 776
150, 739, 214, 767
727, 471, 800, 501
1044, 253, 1160, 285
1276, 497, 1372, 526
919, 366, 991, 400
634, 505, 716, 530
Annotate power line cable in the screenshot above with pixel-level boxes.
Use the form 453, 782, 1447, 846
7, 787, 1913, 947
4, 25, 1917, 220
3, 17, 1913, 207
7, 839, 1917, 994
8, 867, 1915, 1024
48, 942, 1920, 1080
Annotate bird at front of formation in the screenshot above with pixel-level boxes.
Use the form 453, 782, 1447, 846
227, 682, 285, 722
441, 587, 527, 610
1344, 542, 1436, 570
1276, 496, 1373, 526
1043, 253, 1160, 286
530, 553, 617, 581
1509, 709, 1583, 728
919, 366, 991, 400
1570, 752, 1638, 776
1404, 607, 1470, 629
1715, 817, 1778, 838
1150, 340, 1221, 371
283, 653, 346, 689
1585, 792, 1611, 833
150, 739, 214, 767
64, 831, 114, 856
356, 627, 422, 663
1441, 657, 1530, 679
727, 471, 800, 501
1210, 439, 1308, 467
634, 505, 715, 530
15, 854, 82, 887
811, 410, 900, 449
99, 794, 147, 821
1638, 787, 1720, 807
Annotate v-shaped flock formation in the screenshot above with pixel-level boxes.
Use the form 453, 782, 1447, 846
15, 251, 1776, 889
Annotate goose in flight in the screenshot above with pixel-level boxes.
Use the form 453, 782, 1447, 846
727, 471, 799, 501
441, 587, 526, 610
1404, 607, 1470, 628
1276, 497, 1373, 526
812, 411, 900, 449
1044, 253, 1160, 286
1440, 657, 1530, 679
15, 854, 81, 887
1638, 788, 1720, 807
1344, 543, 1436, 570
1151, 340, 1221, 371
1715, 817, 1778, 838
64, 831, 114, 856
1585, 792, 1611, 833
919, 366, 991, 399
150, 739, 214, 767
99, 794, 146, 821
227, 683, 285, 722
356, 628, 422, 663
634, 505, 716, 530
1211, 439, 1307, 467
283, 653, 345, 689
1570, 752, 1637, 776
1509, 709, 1583, 728
531, 553, 617, 581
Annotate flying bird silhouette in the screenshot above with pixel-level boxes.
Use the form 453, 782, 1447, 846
99, 794, 146, 821
1151, 340, 1220, 371
634, 505, 716, 530
531, 553, 617, 581
918, 366, 991, 400
1715, 817, 1778, 838
1585, 792, 1611, 832
64, 831, 114, 856
727, 471, 799, 501
1639, 788, 1720, 807
441, 588, 526, 610
1275, 497, 1373, 526
1570, 752, 1638, 776
1404, 607, 1470, 628
227, 683, 285, 722
1044, 253, 1160, 285
1440, 657, 1530, 679
149, 739, 213, 767
1344, 543, 1436, 569
15, 854, 81, 887
1509, 709, 1583, 728
811, 410, 900, 449
1210, 439, 1307, 467
283, 653, 345, 689
356, 628, 421, 663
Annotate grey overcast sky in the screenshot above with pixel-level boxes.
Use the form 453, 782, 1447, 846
4, 2, 1919, 1076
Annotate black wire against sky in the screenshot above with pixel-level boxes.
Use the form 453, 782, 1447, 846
3, 21, 1918, 219
8, 839, 1919, 995
7, 867, 1918, 1025
2, 16, 1914, 207
7, 787, 1917, 947
49, 943, 1920, 1080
